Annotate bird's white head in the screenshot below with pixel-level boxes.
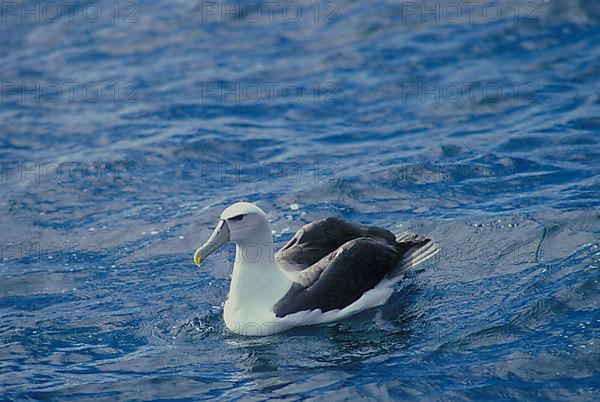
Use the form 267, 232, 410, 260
193, 202, 271, 266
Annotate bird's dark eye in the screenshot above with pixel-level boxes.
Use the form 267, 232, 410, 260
229, 214, 245, 221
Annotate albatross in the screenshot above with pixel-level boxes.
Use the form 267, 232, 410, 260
193, 202, 439, 336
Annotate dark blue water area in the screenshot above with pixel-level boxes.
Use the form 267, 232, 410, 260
1, 0, 600, 400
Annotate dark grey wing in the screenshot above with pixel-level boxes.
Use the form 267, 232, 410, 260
273, 237, 402, 317
276, 217, 397, 271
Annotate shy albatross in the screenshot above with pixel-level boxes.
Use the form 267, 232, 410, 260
193, 202, 439, 336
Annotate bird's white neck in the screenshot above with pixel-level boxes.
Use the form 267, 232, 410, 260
224, 228, 292, 332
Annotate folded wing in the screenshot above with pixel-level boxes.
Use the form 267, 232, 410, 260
273, 217, 436, 317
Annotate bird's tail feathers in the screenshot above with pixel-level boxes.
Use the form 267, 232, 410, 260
389, 232, 440, 278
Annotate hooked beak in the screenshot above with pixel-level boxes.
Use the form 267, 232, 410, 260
193, 219, 230, 267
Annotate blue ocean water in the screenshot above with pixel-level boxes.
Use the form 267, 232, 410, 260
1, 0, 599, 400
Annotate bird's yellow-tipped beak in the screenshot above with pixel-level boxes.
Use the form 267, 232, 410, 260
193, 249, 203, 267
193, 219, 230, 268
